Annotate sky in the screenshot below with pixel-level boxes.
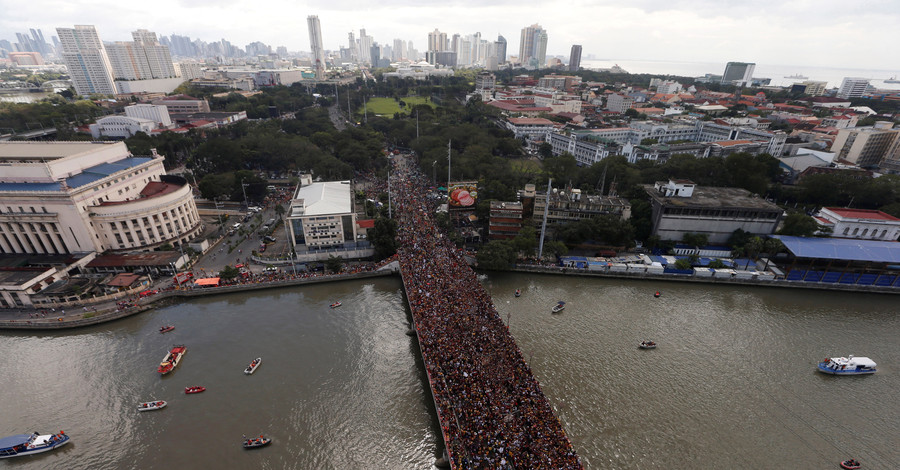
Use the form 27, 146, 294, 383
2, 0, 899, 72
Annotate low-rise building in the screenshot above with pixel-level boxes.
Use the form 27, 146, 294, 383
528, 187, 631, 235
89, 116, 157, 139
488, 201, 524, 240
606, 93, 635, 113
644, 179, 782, 243
814, 207, 900, 241
286, 179, 358, 250
506, 117, 555, 141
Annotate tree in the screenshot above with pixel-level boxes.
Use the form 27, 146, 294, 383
708, 259, 726, 269
476, 240, 516, 270
674, 258, 693, 270
219, 265, 239, 280
537, 142, 553, 159
778, 213, 820, 237
681, 232, 709, 248
640, 137, 659, 145
325, 255, 344, 273
512, 225, 538, 257
369, 217, 398, 260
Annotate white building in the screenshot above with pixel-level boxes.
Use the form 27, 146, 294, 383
287, 179, 357, 250
176, 62, 205, 80
106, 30, 176, 81
307, 15, 326, 80
656, 80, 683, 94
125, 104, 172, 128
89, 116, 157, 138
606, 93, 635, 113
837, 77, 870, 99
721, 62, 755, 86
56, 25, 117, 96
506, 118, 554, 141
0, 142, 202, 255
815, 207, 900, 241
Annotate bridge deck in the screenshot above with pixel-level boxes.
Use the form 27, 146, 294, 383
394, 157, 581, 469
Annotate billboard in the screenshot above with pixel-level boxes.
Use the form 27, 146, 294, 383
448, 181, 478, 208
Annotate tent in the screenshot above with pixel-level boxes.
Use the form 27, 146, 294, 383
193, 277, 221, 287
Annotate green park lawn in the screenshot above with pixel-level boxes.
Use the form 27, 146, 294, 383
363, 96, 434, 116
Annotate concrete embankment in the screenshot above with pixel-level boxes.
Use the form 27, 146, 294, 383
513, 264, 900, 295
0, 270, 395, 331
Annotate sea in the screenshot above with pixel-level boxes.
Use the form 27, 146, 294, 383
580, 58, 900, 91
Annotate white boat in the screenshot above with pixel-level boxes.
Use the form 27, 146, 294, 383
817, 355, 876, 375
639, 340, 657, 349
885, 76, 900, 84
784, 73, 808, 79
137, 400, 167, 411
0, 431, 70, 459
551, 301, 565, 313
245, 357, 262, 375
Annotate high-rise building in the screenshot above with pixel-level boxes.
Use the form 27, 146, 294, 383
519, 24, 547, 69
358, 29, 373, 65
831, 122, 899, 167
720, 62, 755, 86
836, 77, 870, 99
307, 16, 325, 80
106, 30, 176, 81
393, 39, 406, 61
56, 25, 117, 96
347, 32, 358, 63
569, 45, 582, 71
428, 29, 447, 52
495, 35, 507, 64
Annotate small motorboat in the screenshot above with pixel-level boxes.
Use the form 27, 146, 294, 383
817, 355, 876, 375
0, 431, 69, 459
551, 301, 565, 314
639, 340, 657, 349
245, 357, 262, 375
138, 400, 167, 411
243, 435, 272, 449
159, 325, 175, 333
654, 291, 661, 298
515, 289, 521, 297
330, 301, 342, 309
184, 386, 206, 394
840, 459, 862, 469
158, 345, 187, 375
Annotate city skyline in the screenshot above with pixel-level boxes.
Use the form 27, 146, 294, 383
2, 1, 900, 71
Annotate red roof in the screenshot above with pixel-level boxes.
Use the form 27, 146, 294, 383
825, 208, 900, 221
357, 219, 375, 229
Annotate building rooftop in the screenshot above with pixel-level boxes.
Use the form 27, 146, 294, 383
87, 251, 182, 267
508, 118, 554, 125
825, 208, 900, 221
773, 235, 900, 263
0, 141, 121, 160
644, 184, 780, 210
290, 181, 352, 217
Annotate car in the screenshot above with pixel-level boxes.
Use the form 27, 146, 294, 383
263, 236, 277, 243
258, 245, 266, 252
264, 266, 278, 272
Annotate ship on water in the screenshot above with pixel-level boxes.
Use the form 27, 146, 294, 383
784, 73, 808, 80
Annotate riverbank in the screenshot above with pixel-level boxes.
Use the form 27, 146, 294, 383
512, 264, 900, 295
0, 270, 395, 330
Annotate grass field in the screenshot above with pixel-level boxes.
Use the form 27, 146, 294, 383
362, 96, 434, 116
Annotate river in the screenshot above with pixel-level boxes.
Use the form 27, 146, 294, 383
1, 274, 897, 469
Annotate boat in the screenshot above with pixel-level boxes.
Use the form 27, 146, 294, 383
885, 76, 900, 84
784, 73, 808, 79
817, 355, 876, 375
159, 325, 175, 333
515, 289, 521, 297
551, 301, 565, 314
137, 400, 167, 411
0, 431, 70, 459
654, 291, 661, 298
840, 459, 862, 469
244, 357, 262, 375
184, 386, 206, 394
157, 345, 186, 375
330, 301, 342, 308
639, 340, 657, 349
242, 435, 271, 449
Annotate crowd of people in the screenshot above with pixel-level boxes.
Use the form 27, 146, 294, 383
392, 156, 582, 469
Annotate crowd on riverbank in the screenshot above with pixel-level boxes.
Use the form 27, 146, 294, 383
393, 156, 582, 469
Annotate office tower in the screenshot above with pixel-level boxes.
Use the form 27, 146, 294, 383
106, 30, 176, 80
837, 77, 871, 99
428, 29, 447, 52
348, 31, 358, 62
407, 41, 416, 61
56, 25, 117, 96
495, 35, 507, 64
569, 45, 582, 71
359, 28, 373, 65
307, 15, 325, 80
393, 39, 406, 61
519, 24, 547, 68
720, 62, 755, 86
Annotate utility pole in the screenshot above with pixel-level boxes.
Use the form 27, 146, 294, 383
388, 171, 392, 219
364, 96, 368, 124
538, 178, 552, 261
282, 216, 297, 276
416, 110, 419, 141
240, 178, 249, 209
447, 140, 452, 198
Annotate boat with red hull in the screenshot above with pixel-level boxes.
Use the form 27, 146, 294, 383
158, 345, 186, 374
159, 325, 175, 333
185, 386, 206, 394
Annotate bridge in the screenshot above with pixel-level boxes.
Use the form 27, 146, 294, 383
393, 157, 582, 469
0, 127, 58, 141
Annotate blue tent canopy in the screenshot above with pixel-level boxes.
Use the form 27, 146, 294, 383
773, 235, 900, 263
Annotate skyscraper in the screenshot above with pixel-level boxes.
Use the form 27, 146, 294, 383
837, 77, 871, 99
519, 24, 547, 68
56, 25, 117, 96
106, 30, 176, 80
358, 29, 373, 65
348, 31, 358, 63
428, 29, 447, 52
720, 62, 755, 86
307, 15, 325, 80
569, 45, 582, 71
495, 35, 507, 64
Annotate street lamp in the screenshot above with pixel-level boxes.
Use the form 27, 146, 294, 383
432, 160, 437, 184
241, 178, 249, 209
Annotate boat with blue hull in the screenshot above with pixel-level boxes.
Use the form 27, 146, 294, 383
0, 431, 69, 459
817, 355, 876, 375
